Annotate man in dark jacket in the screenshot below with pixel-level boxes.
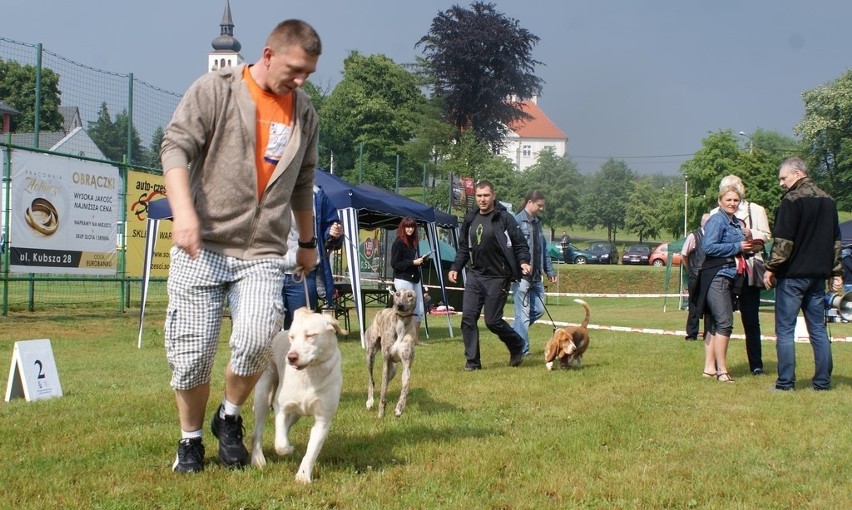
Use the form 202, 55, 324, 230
449, 181, 531, 370
764, 157, 842, 391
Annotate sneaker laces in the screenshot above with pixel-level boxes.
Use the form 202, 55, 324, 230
221, 414, 245, 442
179, 438, 205, 463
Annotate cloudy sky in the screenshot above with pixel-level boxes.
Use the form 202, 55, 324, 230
4, 0, 852, 174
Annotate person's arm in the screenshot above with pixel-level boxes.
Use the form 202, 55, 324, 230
544, 238, 557, 281
291, 100, 319, 273
160, 76, 216, 260
763, 199, 798, 289
750, 203, 771, 242
449, 218, 471, 282
680, 233, 694, 258
505, 213, 531, 275
164, 166, 201, 259
765, 199, 797, 273
831, 215, 843, 291
317, 192, 343, 252
293, 207, 317, 273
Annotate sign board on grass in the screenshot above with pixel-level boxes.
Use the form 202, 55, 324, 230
5, 339, 63, 402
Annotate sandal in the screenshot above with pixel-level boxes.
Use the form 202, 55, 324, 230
716, 373, 734, 383
702, 371, 716, 378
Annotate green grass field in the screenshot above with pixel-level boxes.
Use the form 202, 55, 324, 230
1, 281, 850, 509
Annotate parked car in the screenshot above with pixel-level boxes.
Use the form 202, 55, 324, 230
547, 243, 564, 264
649, 242, 683, 267
621, 244, 651, 265
562, 243, 594, 264
585, 242, 619, 265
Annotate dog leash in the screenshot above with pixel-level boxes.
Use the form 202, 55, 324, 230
292, 266, 311, 302
521, 282, 559, 333
540, 295, 559, 333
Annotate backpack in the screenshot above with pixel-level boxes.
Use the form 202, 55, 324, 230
687, 228, 705, 279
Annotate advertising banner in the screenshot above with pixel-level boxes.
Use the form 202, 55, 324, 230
9, 151, 118, 275
462, 177, 475, 198
451, 174, 466, 207
125, 171, 171, 277
451, 175, 475, 208
359, 232, 381, 274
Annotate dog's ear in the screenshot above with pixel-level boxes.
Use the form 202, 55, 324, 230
544, 332, 561, 362
325, 315, 348, 337
544, 343, 557, 363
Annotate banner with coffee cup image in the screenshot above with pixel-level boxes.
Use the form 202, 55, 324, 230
9, 150, 118, 275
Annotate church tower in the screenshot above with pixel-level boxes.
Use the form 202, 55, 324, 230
208, 0, 244, 72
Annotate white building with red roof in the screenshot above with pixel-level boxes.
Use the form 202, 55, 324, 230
500, 96, 568, 172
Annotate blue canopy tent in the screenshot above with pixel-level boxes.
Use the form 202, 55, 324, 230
840, 220, 852, 246
315, 171, 456, 345
356, 182, 459, 337
137, 172, 458, 348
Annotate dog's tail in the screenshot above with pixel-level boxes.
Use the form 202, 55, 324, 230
573, 299, 590, 329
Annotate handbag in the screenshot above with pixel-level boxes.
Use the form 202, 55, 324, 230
751, 256, 767, 288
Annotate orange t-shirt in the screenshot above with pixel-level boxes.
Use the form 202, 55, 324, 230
243, 66, 294, 199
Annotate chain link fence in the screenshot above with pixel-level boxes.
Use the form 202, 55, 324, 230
1, 37, 182, 313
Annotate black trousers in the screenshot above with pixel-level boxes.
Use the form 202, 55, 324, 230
739, 284, 763, 371
686, 275, 701, 338
460, 271, 524, 368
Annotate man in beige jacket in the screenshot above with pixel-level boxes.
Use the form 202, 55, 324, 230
160, 20, 321, 473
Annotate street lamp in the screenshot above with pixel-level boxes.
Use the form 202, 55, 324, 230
738, 131, 753, 153
683, 178, 688, 237
319, 145, 335, 174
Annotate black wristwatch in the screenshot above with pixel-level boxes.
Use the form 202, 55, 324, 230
298, 236, 317, 249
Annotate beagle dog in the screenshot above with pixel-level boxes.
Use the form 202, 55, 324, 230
544, 299, 590, 370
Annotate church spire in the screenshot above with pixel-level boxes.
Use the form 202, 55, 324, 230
208, 0, 244, 72
221, 0, 235, 29
211, 0, 241, 52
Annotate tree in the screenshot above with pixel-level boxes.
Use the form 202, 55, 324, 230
577, 159, 635, 242
657, 176, 689, 239
680, 130, 742, 228
398, 95, 456, 188
521, 147, 581, 239
624, 177, 662, 242
436, 131, 517, 215
681, 129, 799, 227
321, 51, 431, 185
138, 125, 164, 169
87, 102, 144, 164
417, 1, 543, 151
795, 70, 852, 209
737, 129, 799, 216
0, 58, 63, 132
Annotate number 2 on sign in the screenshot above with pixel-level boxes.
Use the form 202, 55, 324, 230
34, 359, 46, 379
34, 359, 46, 389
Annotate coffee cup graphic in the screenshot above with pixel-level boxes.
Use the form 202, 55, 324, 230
25, 198, 60, 236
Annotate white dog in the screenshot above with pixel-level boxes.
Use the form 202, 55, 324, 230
250, 307, 346, 483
